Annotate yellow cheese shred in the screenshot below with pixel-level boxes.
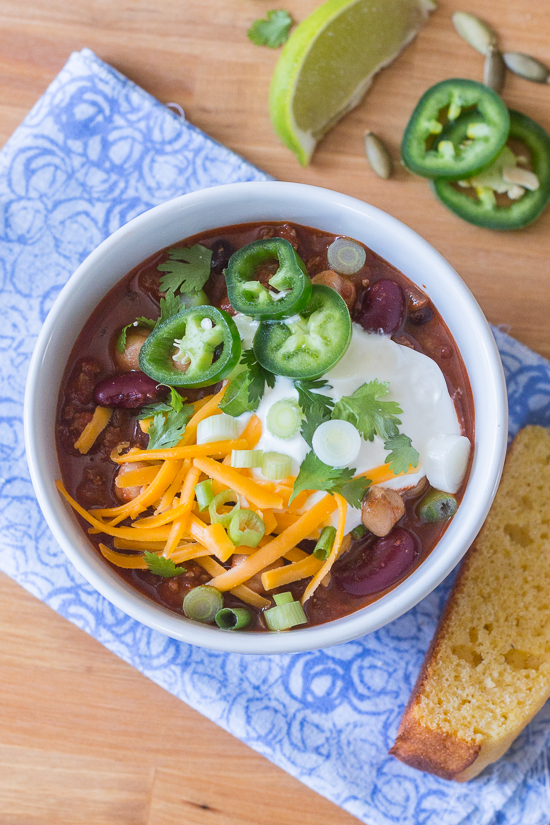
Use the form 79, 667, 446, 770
73, 406, 112, 454
193, 456, 284, 510
207, 494, 337, 592
302, 494, 347, 605
261, 553, 323, 591
196, 555, 270, 609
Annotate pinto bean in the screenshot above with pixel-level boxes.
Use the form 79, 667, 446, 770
114, 461, 149, 502
94, 372, 168, 409
361, 486, 405, 537
116, 328, 151, 371
312, 270, 357, 311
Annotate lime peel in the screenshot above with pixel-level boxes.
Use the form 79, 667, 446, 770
269, 0, 435, 166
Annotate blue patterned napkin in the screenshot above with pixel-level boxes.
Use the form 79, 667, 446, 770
3, 48, 550, 824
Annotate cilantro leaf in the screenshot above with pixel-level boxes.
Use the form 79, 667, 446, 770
247, 10, 293, 48
157, 290, 183, 325
240, 350, 276, 407
332, 380, 402, 442
158, 245, 213, 295
136, 387, 185, 421
143, 551, 186, 578
294, 379, 334, 447
338, 476, 372, 509
168, 386, 184, 412
116, 316, 155, 353
136, 400, 173, 421
147, 404, 194, 450
384, 434, 420, 476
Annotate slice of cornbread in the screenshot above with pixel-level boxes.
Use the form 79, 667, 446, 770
391, 426, 550, 781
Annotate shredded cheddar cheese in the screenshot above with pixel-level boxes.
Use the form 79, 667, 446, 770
74, 406, 112, 454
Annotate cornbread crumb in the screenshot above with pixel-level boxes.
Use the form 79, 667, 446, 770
390, 426, 550, 781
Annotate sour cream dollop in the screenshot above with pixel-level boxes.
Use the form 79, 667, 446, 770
232, 317, 468, 532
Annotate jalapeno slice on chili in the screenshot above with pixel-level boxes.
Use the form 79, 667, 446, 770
432, 110, 550, 230
225, 238, 312, 319
139, 306, 241, 387
401, 79, 510, 180
253, 284, 351, 380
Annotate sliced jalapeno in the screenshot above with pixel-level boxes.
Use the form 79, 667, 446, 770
226, 238, 312, 319
253, 284, 351, 380
139, 306, 241, 388
432, 110, 550, 230
401, 79, 510, 179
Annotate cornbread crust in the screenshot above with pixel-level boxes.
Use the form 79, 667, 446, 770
391, 426, 550, 781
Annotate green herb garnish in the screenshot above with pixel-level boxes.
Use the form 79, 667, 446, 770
332, 379, 402, 441
383, 433, 420, 476
143, 551, 186, 578
240, 350, 276, 407
247, 10, 293, 48
158, 245, 213, 295
290, 451, 371, 508
294, 379, 334, 447
147, 403, 194, 450
116, 317, 155, 353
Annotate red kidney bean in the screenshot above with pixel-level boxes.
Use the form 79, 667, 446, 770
210, 239, 235, 273
356, 278, 405, 335
334, 527, 420, 596
93, 372, 168, 409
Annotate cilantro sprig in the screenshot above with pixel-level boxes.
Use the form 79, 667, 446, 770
143, 551, 186, 578
332, 379, 402, 441
141, 387, 193, 450
158, 245, 213, 295
240, 350, 276, 407
290, 451, 371, 509
294, 379, 334, 447
384, 434, 419, 476
247, 10, 293, 48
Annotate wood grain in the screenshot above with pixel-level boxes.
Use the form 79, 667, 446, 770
1, 0, 549, 821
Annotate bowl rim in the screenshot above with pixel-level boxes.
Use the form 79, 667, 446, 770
24, 181, 508, 654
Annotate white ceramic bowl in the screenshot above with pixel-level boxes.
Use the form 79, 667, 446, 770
24, 181, 508, 654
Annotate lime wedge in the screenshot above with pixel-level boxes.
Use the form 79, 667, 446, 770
269, 0, 435, 166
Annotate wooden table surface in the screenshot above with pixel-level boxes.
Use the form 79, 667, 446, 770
1, 0, 549, 822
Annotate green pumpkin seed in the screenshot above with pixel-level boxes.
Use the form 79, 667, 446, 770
484, 46, 506, 93
452, 11, 498, 56
503, 52, 550, 83
364, 132, 392, 179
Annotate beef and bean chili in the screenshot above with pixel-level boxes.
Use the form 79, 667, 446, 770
56, 221, 474, 632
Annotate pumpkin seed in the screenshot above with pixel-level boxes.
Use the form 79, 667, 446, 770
364, 132, 392, 179
484, 46, 506, 93
503, 52, 550, 84
452, 11, 497, 56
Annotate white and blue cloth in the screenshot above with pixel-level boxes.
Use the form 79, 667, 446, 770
2, 48, 550, 825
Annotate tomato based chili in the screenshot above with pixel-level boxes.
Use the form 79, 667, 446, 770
56, 221, 474, 631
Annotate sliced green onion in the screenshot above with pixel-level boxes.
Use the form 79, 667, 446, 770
183, 585, 224, 623
209, 490, 240, 528
312, 419, 361, 468
196, 413, 240, 445
264, 599, 307, 631
273, 591, 294, 606
231, 449, 263, 468
418, 489, 458, 523
313, 526, 336, 561
266, 398, 302, 439
261, 451, 292, 480
215, 607, 252, 630
327, 238, 366, 276
351, 524, 367, 541
228, 509, 265, 547
195, 478, 214, 511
